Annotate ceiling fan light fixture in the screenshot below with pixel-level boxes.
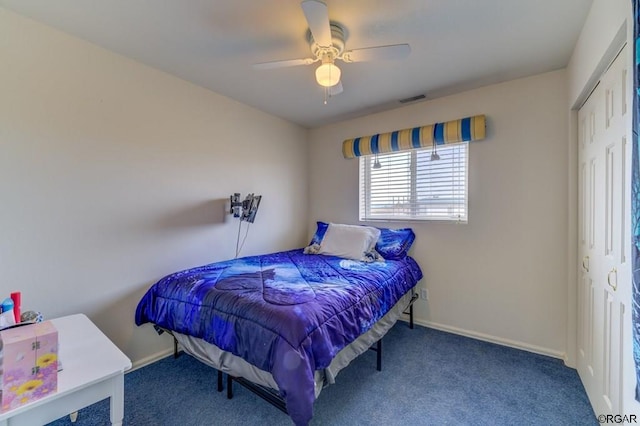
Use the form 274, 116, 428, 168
315, 62, 341, 87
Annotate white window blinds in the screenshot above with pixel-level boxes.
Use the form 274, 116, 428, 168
359, 143, 468, 222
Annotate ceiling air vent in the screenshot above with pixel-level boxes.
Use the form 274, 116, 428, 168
398, 94, 426, 104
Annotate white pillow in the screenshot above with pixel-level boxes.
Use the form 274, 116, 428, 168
318, 223, 381, 261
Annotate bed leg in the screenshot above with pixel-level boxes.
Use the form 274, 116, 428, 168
403, 293, 419, 329
376, 339, 382, 372
227, 374, 233, 399
173, 336, 180, 358
217, 370, 223, 392
410, 303, 414, 329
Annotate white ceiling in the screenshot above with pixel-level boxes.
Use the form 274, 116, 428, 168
1, 0, 593, 128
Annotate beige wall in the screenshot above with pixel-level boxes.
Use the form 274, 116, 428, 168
0, 8, 309, 366
308, 70, 569, 357
567, 0, 629, 107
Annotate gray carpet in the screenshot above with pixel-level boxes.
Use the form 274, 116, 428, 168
47, 324, 596, 425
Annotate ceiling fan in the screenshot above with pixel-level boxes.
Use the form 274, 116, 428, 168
253, 0, 411, 101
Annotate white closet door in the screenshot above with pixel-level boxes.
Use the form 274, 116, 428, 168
578, 80, 599, 398
577, 45, 631, 417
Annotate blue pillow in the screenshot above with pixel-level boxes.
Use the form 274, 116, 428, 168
309, 221, 329, 245
375, 227, 415, 260
309, 222, 414, 260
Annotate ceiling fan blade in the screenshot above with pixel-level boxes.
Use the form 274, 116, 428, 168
328, 81, 343, 96
342, 44, 411, 63
301, 0, 332, 47
253, 57, 316, 70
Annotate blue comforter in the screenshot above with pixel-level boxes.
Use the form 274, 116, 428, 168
135, 249, 423, 425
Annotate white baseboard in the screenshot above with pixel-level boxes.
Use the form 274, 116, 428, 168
129, 347, 174, 372
400, 317, 566, 361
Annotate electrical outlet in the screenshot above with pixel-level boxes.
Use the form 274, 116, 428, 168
421, 288, 428, 300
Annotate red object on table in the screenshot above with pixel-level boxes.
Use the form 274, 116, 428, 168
10, 292, 20, 324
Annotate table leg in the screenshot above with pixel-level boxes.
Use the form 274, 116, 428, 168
109, 373, 125, 426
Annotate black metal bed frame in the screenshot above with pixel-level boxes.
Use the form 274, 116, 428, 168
165, 292, 419, 416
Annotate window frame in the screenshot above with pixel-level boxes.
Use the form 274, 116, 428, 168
358, 143, 469, 223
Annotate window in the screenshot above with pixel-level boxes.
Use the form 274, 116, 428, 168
359, 143, 468, 222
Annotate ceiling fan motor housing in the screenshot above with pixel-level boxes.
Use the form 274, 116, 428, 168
308, 23, 346, 61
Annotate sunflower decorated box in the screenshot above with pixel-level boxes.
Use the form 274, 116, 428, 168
0, 321, 58, 412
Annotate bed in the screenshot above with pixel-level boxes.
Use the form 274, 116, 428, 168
135, 223, 423, 425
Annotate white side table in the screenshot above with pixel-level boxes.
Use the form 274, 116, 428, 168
0, 314, 132, 426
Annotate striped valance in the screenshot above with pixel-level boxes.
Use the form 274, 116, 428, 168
342, 114, 486, 159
